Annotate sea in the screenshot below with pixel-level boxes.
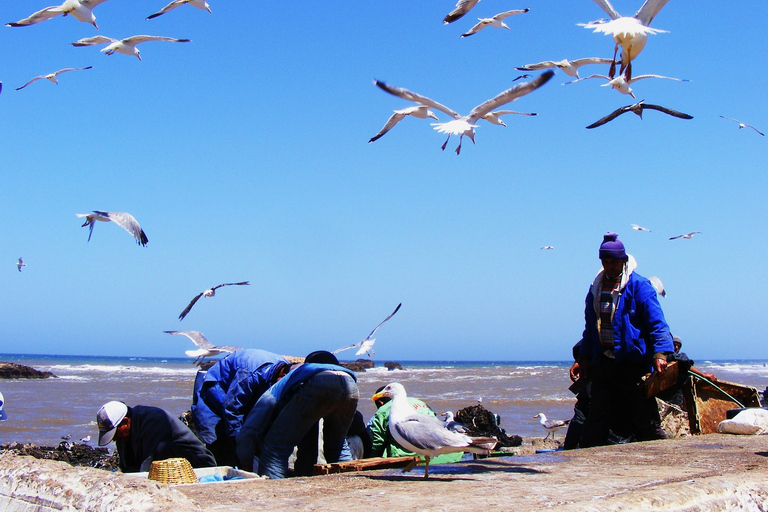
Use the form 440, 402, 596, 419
1, 354, 767, 448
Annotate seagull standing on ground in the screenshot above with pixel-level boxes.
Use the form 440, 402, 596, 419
7, 0, 111, 28
75, 211, 148, 246
147, 0, 211, 19
719, 116, 764, 136
373, 71, 553, 154
368, 106, 438, 143
441, 411, 469, 434
16, 66, 93, 91
669, 232, 701, 240
586, 100, 692, 129
164, 330, 242, 365
372, 383, 497, 478
178, 282, 250, 320
71, 35, 190, 60
332, 303, 402, 358
565, 73, 688, 98
533, 413, 570, 441
460, 9, 529, 37
515, 57, 614, 79
16, 258, 26, 272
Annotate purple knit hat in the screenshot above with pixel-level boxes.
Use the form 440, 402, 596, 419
599, 232, 627, 260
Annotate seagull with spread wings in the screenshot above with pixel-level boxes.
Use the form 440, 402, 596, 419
16, 258, 26, 272
16, 66, 93, 91
374, 70, 553, 154
719, 116, 764, 137
71, 35, 190, 60
147, 0, 210, 19
369, 106, 438, 143
460, 8, 529, 38
669, 232, 701, 240
586, 100, 692, 129
164, 330, 241, 365
481, 109, 537, 126
332, 303, 401, 358
444, 0, 481, 24
516, 57, 614, 79
565, 73, 688, 98
631, 223, 651, 232
75, 211, 148, 246
7, 0, 111, 29
178, 282, 250, 320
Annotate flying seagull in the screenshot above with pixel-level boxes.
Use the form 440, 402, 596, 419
16, 66, 93, 91
541, 246, 555, 250
565, 73, 688, 98
669, 232, 701, 240
580, 0, 670, 80
481, 110, 537, 127
444, 0, 480, 24
16, 258, 26, 272
178, 281, 250, 321
441, 411, 469, 434
71, 35, 190, 60
369, 106, 438, 143
75, 211, 148, 246
649, 276, 666, 297
460, 9, 529, 38
719, 116, 764, 137
332, 303, 402, 357
533, 412, 570, 441
586, 100, 693, 129
147, 0, 211, 19
374, 70, 553, 154
164, 330, 241, 365
515, 57, 614, 79
372, 383, 497, 478
631, 223, 651, 232
7, 0, 111, 29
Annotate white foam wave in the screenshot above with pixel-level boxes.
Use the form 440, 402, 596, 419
43, 364, 198, 376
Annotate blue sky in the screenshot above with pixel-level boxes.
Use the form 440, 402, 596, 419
1, 1, 765, 361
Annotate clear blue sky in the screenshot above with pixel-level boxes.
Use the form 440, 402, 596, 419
1, 1, 765, 361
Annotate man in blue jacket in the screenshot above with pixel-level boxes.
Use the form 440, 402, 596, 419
191, 349, 290, 467
578, 232, 674, 447
236, 350, 359, 478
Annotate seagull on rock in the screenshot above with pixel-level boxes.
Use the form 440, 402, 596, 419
372, 383, 497, 478
16, 66, 93, 91
534, 413, 570, 441
580, 0, 670, 80
460, 9, 529, 38
332, 303, 402, 357
7, 0, 111, 29
516, 57, 614, 79
75, 211, 148, 246
147, 0, 211, 19
71, 35, 190, 60
565, 73, 688, 98
369, 106, 438, 143
16, 258, 26, 272
164, 330, 242, 365
719, 116, 764, 137
374, 71, 553, 154
178, 282, 250, 320
586, 100, 692, 129
669, 232, 701, 240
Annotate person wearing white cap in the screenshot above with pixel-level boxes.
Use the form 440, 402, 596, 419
97, 401, 216, 473
0, 391, 7, 421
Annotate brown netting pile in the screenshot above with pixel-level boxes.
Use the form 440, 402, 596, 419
455, 404, 522, 447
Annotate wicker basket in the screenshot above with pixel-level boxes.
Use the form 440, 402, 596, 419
147, 458, 197, 485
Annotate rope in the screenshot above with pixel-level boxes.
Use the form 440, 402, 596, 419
688, 370, 745, 409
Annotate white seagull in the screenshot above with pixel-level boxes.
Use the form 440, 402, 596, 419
631, 223, 651, 232
460, 9, 529, 38
515, 57, 614, 79
541, 246, 555, 250
79, 435, 91, 443
164, 330, 242, 365
481, 109, 537, 127
147, 0, 211, 19
16, 66, 93, 91
332, 303, 402, 357
669, 232, 701, 240
71, 35, 190, 60
444, 0, 480, 24
179, 282, 250, 321
372, 383, 497, 478
75, 211, 148, 246
649, 276, 666, 297
533, 413, 570, 441
719, 116, 764, 137
586, 100, 693, 129
441, 411, 469, 434
16, 258, 26, 272
565, 73, 688, 98
369, 106, 438, 143
7, 0, 111, 29
373, 70, 553, 154
580, 0, 670, 80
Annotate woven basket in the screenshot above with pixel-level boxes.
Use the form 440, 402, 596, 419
147, 458, 197, 485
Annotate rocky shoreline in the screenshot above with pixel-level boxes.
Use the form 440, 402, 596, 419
0, 362, 56, 379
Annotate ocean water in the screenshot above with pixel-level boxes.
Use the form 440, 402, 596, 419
0, 354, 766, 448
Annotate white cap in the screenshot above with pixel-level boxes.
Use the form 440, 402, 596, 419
97, 401, 127, 446
0, 391, 7, 421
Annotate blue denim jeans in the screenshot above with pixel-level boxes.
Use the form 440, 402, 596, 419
258, 371, 359, 479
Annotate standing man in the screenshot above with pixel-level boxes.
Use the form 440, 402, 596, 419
578, 232, 674, 446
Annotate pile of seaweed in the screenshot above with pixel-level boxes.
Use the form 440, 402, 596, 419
1, 441, 118, 471
455, 404, 522, 447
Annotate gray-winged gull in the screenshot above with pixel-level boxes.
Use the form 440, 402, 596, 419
16, 258, 26, 272
147, 0, 211, 19
178, 282, 250, 320
534, 412, 570, 441
7, 0, 111, 29
441, 411, 469, 434
332, 303, 401, 357
669, 232, 701, 240
515, 57, 614, 79
460, 9, 529, 38
719, 116, 764, 137
75, 211, 148, 246
586, 100, 693, 129
164, 330, 242, 365
71, 35, 190, 60
16, 66, 93, 91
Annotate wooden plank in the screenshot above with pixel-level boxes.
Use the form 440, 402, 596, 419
640, 361, 679, 398
314, 456, 420, 475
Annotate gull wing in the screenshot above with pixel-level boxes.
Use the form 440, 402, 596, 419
179, 292, 204, 320
104, 211, 148, 246
564, 74, 610, 85
211, 281, 250, 291
394, 415, 469, 452
570, 57, 614, 67
215, 345, 242, 353
515, 61, 560, 71
628, 74, 688, 84
82, 0, 112, 7
444, 0, 480, 24
374, 80, 460, 119
122, 35, 191, 45
590, 0, 620, 20
586, 105, 633, 129
7, 6, 66, 27
641, 104, 693, 120
634, 0, 670, 26
331, 340, 362, 354
16, 76, 46, 91
55, 66, 94, 76
649, 276, 666, 297
466, 70, 554, 123
460, 19, 490, 37
72, 35, 116, 47
364, 303, 402, 341
164, 330, 213, 349
147, 0, 188, 19
368, 111, 410, 143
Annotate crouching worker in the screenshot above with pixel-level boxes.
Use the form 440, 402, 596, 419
97, 401, 216, 473
236, 350, 359, 478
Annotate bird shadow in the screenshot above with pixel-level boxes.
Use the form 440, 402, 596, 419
360, 459, 545, 482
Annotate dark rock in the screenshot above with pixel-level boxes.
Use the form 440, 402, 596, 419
340, 359, 375, 372
1, 442, 118, 470
455, 404, 523, 448
384, 362, 403, 371
0, 362, 56, 379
